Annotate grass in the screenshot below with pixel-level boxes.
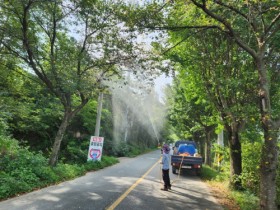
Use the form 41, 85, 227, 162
201, 165, 259, 210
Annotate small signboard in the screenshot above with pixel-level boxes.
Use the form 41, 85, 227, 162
87, 136, 104, 161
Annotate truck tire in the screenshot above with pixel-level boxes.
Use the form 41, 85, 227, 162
172, 166, 176, 174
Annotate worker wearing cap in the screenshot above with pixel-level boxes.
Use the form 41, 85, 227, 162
160, 144, 171, 191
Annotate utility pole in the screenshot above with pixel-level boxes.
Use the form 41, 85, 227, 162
217, 130, 224, 167
94, 92, 103, 137
217, 130, 224, 147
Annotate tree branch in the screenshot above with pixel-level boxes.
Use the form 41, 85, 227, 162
265, 12, 280, 41
145, 24, 222, 31
214, 0, 248, 20
21, 2, 58, 97
190, 0, 258, 59
162, 27, 222, 55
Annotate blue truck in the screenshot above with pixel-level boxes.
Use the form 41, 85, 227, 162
171, 140, 203, 176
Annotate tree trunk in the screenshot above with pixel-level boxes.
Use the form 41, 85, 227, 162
257, 57, 279, 210
204, 131, 211, 166
48, 111, 71, 166
228, 129, 242, 189
260, 132, 278, 210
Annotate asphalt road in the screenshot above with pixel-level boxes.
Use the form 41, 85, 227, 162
0, 150, 223, 210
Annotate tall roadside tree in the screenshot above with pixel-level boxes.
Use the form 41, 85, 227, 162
150, 4, 258, 186
196, 32, 257, 188
166, 75, 218, 165
167, 29, 258, 188
180, 2, 280, 209
126, 1, 280, 208
0, 0, 137, 166
177, 71, 219, 167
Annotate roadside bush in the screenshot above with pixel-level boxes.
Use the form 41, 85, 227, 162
201, 164, 259, 209
127, 146, 141, 157
240, 141, 262, 194
201, 164, 229, 182
34, 166, 60, 184
84, 155, 119, 171
0, 172, 35, 199
201, 165, 220, 180
52, 163, 86, 180
241, 141, 280, 206
231, 190, 259, 210
112, 141, 130, 157
0, 135, 120, 201
61, 138, 88, 164
0, 135, 19, 157
0, 144, 54, 199
211, 143, 230, 173
112, 141, 155, 158
102, 155, 119, 165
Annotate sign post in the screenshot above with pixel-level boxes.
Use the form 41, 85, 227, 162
87, 136, 104, 161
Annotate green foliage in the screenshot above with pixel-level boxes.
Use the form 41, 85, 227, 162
231, 190, 259, 210
0, 136, 119, 200
207, 140, 280, 208
0, 143, 54, 199
65, 144, 87, 164
240, 142, 262, 194
201, 164, 229, 182
168, 133, 180, 141
211, 144, 230, 173
111, 141, 154, 158
200, 165, 220, 180
85, 156, 119, 171
69, 99, 98, 135
0, 135, 19, 156
201, 165, 259, 210
1, 0, 147, 166
60, 137, 89, 164
127, 146, 142, 157
0, 119, 8, 136
112, 141, 130, 157
52, 164, 86, 180
211, 141, 262, 194
0, 171, 32, 198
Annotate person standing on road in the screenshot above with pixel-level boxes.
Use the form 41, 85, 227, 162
160, 144, 171, 191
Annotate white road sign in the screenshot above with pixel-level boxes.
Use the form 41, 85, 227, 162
87, 136, 104, 161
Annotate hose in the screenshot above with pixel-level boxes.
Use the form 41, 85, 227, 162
171, 155, 185, 185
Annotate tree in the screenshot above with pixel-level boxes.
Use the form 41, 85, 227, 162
153, 15, 257, 185
165, 65, 219, 165
172, 30, 258, 188
0, 0, 137, 166
182, 2, 280, 208
178, 72, 218, 166
126, 1, 280, 208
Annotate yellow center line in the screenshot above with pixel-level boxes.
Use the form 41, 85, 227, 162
106, 157, 161, 210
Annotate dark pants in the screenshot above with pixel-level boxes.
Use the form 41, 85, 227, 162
162, 169, 171, 188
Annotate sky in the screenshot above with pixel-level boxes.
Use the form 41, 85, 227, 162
154, 74, 172, 102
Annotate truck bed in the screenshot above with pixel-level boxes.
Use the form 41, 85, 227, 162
171, 155, 203, 175
171, 155, 203, 165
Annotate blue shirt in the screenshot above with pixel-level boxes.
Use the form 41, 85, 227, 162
161, 153, 170, 170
